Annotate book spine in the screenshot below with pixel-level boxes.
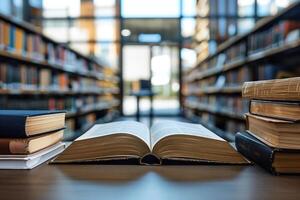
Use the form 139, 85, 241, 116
0, 139, 28, 154
8, 25, 15, 52
235, 132, 276, 174
0, 115, 27, 138
242, 77, 300, 101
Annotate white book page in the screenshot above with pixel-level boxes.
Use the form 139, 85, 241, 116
150, 120, 225, 148
76, 121, 150, 146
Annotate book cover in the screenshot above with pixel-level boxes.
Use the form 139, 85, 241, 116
0, 110, 65, 138
235, 131, 300, 174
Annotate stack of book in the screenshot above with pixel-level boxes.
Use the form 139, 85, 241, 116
0, 110, 66, 169
236, 77, 300, 174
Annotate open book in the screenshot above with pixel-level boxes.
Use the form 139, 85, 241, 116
53, 121, 248, 165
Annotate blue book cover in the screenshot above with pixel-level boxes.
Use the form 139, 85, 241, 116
0, 110, 65, 138
8, 25, 15, 51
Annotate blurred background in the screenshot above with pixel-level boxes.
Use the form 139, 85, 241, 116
0, 0, 299, 139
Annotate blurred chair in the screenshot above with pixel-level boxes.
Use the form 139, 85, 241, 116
130, 79, 155, 123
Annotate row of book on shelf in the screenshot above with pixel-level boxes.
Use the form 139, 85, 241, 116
184, 66, 251, 94
184, 95, 248, 117
185, 62, 300, 92
0, 19, 105, 74
0, 62, 119, 93
0, 95, 120, 113
189, 20, 300, 81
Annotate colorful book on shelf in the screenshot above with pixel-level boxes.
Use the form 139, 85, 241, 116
0, 110, 66, 138
3, 21, 10, 49
15, 27, 24, 55
8, 24, 15, 52
249, 100, 300, 121
246, 113, 300, 149
0, 129, 63, 155
0, 142, 65, 169
0, 21, 4, 49
52, 120, 249, 165
236, 131, 300, 174
242, 77, 300, 101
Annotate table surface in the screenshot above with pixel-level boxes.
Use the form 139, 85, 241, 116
1, 164, 300, 200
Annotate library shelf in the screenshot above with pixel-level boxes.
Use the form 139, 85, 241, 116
189, 2, 300, 74
0, 88, 119, 96
66, 102, 120, 119
0, 13, 121, 133
184, 101, 245, 121
183, 1, 300, 138
0, 50, 112, 81
184, 85, 242, 96
185, 39, 300, 83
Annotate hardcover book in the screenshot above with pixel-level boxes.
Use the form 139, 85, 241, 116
0, 110, 66, 138
236, 131, 300, 174
0, 129, 64, 154
242, 77, 300, 101
53, 121, 248, 165
249, 100, 300, 121
246, 113, 300, 149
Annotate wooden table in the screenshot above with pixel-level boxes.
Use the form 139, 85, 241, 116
0, 164, 300, 200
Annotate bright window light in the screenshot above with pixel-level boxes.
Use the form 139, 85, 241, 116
275, 0, 289, 7
238, 0, 254, 6
151, 55, 171, 86
121, 0, 180, 18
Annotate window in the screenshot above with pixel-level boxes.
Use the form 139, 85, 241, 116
121, 0, 180, 18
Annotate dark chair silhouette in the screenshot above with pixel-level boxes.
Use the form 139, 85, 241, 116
130, 79, 155, 123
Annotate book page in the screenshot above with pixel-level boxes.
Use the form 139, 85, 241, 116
77, 121, 150, 146
150, 120, 225, 148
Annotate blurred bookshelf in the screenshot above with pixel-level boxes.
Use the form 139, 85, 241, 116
0, 12, 121, 139
183, 1, 300, 141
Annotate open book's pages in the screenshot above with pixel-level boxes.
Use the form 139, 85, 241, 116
149, 121, 248, 164
53, 121, 151, 163
53, 120, 248, 165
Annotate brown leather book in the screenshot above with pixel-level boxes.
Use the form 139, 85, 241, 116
250, 100, 300, 121
0, 129, 63, 154
246, 113, 300, 149
242, 77, 300, 101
